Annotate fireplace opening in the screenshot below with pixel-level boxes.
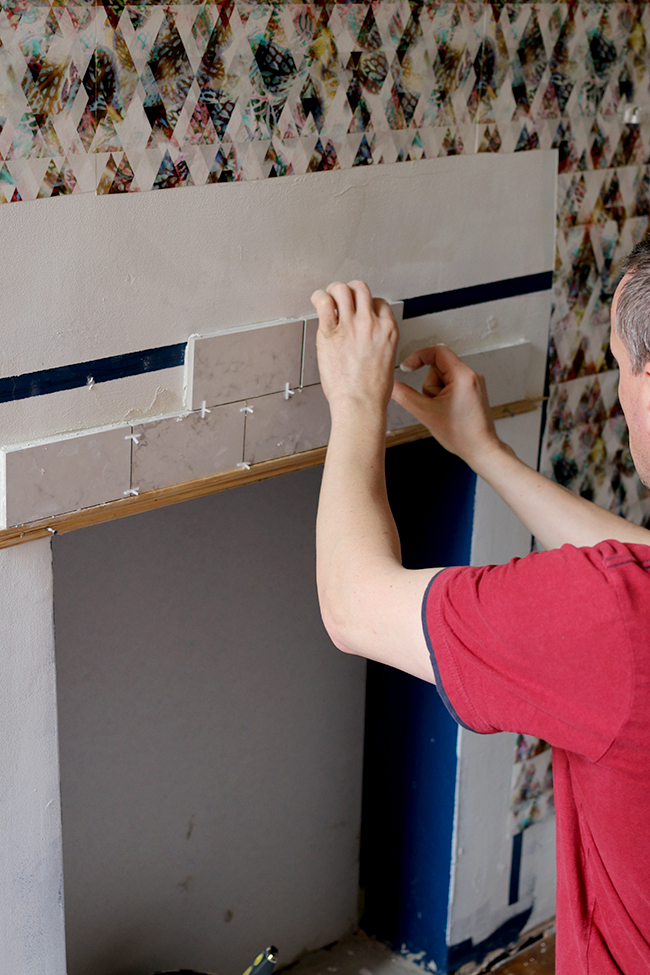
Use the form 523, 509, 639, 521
52, 438, 476, 975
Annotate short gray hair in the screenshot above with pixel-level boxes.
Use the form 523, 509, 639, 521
616, 237, 650, 374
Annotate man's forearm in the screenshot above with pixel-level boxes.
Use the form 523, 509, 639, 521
316, 403, 401, 651
475, 440, 650, 549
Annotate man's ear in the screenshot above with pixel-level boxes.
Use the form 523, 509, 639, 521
641, 361, 650, 429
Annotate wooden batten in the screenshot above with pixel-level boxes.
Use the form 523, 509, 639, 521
0, 398, 543, 551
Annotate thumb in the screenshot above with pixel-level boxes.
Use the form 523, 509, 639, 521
392, 381, 438, 427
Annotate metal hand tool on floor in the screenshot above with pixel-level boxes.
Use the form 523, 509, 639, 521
155, 943, 280, 975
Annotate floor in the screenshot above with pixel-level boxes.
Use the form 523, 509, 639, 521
281, 932, 429, 975
280, 930, 556, 975
491, 935, 555, 974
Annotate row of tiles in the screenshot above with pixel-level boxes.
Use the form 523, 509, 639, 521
0, 306, 398, 528
0, 370, 427, 529
0, 311, 531, 528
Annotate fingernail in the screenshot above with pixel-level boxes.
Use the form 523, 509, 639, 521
399, 362, 414, 372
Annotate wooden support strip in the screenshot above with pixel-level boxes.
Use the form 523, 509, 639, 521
0, 397, 544, 551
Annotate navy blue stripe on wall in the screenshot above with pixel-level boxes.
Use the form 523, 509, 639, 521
402, 270, 553, 319
0, 344, 187, 405
0, 270, 552, 405
509, 831, 524, 905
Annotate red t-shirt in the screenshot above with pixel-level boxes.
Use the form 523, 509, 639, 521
422, 540, 650, 975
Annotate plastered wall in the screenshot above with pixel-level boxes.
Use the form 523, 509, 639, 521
0, 540, 65, 975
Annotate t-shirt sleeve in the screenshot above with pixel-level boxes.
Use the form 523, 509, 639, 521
423, 544, 633, 762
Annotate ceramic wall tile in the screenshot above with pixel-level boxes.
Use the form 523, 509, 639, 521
302, 316, 319, 388
461, 342, 531, 406
397, 291, 551, 398
243, 384, 330, 466
188, 320, 303, 411
131, 403, 245, 493
1, 425, 131, 528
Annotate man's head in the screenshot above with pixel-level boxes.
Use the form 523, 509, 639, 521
611, 237, 650, 486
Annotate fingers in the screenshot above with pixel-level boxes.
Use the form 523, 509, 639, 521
400, 343, 464, 377
391, 381, 436, 427
312, 281, 396, 336
346, 279, 373, 311
311, 289, 339, 337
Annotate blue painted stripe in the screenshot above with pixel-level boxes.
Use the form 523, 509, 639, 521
0, 344, 187, 405
402, 270, 553, 319
509, 831, 524, 906
0, 270, 551, 404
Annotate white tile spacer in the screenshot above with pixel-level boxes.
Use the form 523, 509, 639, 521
124, 488, 140, 497
86, 376, 95, 390
125, 434, 140, 444
240, 405, 254, 414
46, 527, 57, 535
200, 400, 211, 418
284, 382, 295, 400
237, 462, 251, 471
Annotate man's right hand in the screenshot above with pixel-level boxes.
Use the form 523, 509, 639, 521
394, 345, 650, 551
392, 345, 505, 474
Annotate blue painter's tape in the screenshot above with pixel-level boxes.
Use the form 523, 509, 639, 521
402, 270, 553, 319
0, 344, 187, 404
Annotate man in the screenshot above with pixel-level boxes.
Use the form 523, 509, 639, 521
310, 240, 650, 975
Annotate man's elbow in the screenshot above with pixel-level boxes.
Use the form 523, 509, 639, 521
318, 588, 362, 656
320, 605, 357, 656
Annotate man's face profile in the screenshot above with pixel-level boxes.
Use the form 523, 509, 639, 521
610, 273, 650, 488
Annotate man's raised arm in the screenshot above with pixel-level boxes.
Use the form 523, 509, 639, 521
311, 280, 650, 682
311, 282, 438, 683
393, 346, 650, 551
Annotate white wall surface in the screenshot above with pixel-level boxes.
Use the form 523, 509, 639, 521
53, 467, 366, 975
1, 151, 556, 369
0, 539, 66, 975
0, 151, 556, 447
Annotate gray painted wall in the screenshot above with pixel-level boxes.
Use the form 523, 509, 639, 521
53, 467, 366, 975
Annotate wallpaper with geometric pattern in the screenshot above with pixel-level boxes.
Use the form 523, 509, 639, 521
1, 1, 649, 521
